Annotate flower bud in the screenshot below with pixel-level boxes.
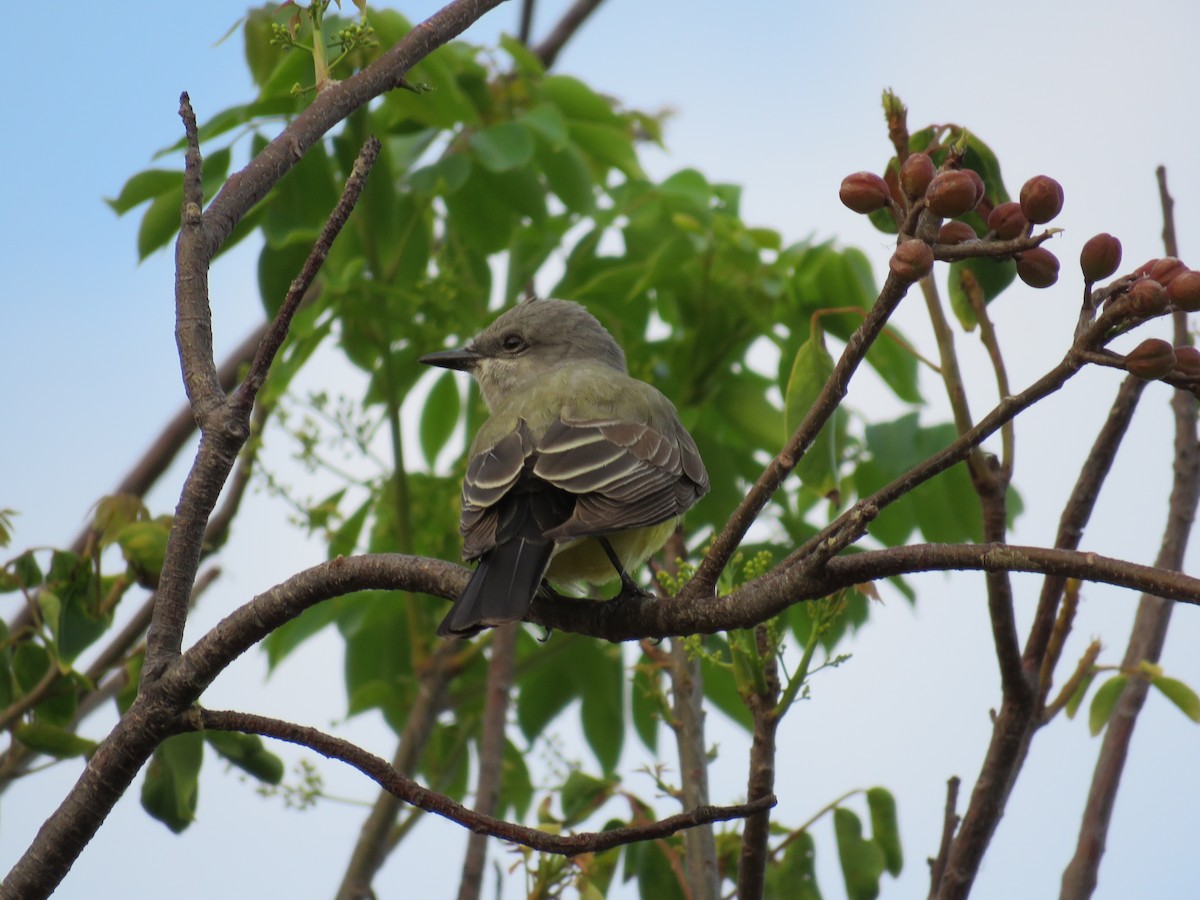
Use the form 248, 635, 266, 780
1149, 257, 1187, 287
1127, 279, 1167, 317
1166, 270, 1200, 312
1019, 175, 1064, 224
1080, 233, 1122, 282
1172, 345, 1200, 380
1016, 247, 1060, 288
937, 221, 978, 244
899, 153, 936, 200
890, 239, 934, 282
987, 202, 1029, 240
1124, 338, 1176, 380
926, 171, 981, 218
840, 172, 892, 214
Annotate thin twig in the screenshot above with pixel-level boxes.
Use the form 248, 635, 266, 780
926, 776, 960, 898
233, 137, 380, 415
193, 709, 774, 856
456, 624, 517, 900
736, 627, 780, 900
530, 0, 606, 68
1060, 166, 1199, 900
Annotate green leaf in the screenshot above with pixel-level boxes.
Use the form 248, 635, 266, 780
204, 730, 285, 784
522, 104, 569, 149
14, 722, 97, 760
833, 807, 886, 900
498, 738, 534, 820
766, 830, 822, 900
698, 636, 753, 732
499, 32, 546, 78
579, 641, 625, 774
137, 186, 184, 260
10, 549, 43, 590
866, 787, 903, 876
469, 121, 536, 173
559, 770, 616, 825
536, 141, 594, 213
1089, 675, 1129, 736
116, 520, 170, 588
142, 732, 204, 833
106, 169, 184, 215
419, 372, 462, 467
569, 121, 643, 179
785, 328, 840, 497
1064, 670, 1097, 719
444, 165, 517, 255
1151, 675, 1200, 723
630, 652, 662, 753
541, 75, 622, 125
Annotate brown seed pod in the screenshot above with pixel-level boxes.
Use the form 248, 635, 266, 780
987, 202, 1029, 240
1127, 279, 1168, 317
965, 169, 986, 206
1124, 338, 1176, 380
890, 239, 934, 282
1079, 233, 1122, 282
899, 152, 936, 200
839, 172, 892, 214
1016, 247, 1060, 288
1149, 257, 1187, 287
937, 221, 978, 244
1019, 175, 1065, 224
926, 171, 981, 218
1166, 270, 1200, 312
1172, 345, 1200, 380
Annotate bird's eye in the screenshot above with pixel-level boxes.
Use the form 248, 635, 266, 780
501, 332, 526, 353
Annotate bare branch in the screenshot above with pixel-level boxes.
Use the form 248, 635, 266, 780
531, 0, 606, 68
232, 137, 380, 415
1060, 167, 1199, 900
927, 777, 960, 899
193, 708, 774, 856
456, 624, 517, 900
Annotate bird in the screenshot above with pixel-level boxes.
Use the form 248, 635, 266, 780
419, 297, 709, 637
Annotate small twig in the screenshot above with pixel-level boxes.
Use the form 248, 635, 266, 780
530, 0, 606, 68
1023, 375, 1145, 675
927, 777, 960, 898
685, 271, 916, 600
1060, 166, 1199, 900
931, 230, 1054, 262
736, 628, 780, 900
456, 623, 517, 900
193, 709, 774, 856
517, 0, 536, 44
1041, 640, 1101, 725
233, 137, 381, 415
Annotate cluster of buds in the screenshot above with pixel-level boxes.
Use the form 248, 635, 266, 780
839, 158, 1065, 288
1124, 339, 1200, 388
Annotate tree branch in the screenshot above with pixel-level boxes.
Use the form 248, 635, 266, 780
530, 0, 606, 68
192, 708, 774, 856
1060, 166, 1199, 900
456, 624, 517, 900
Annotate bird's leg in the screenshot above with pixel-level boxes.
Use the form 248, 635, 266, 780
598, 537, 654, 600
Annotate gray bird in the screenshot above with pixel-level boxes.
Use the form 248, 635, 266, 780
420, 298, 709, 637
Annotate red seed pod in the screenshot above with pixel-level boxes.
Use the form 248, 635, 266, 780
1080, 233, 1122, 282
840, 172, 892, 214
1127, 279, 1168, 317
965, 169, 986, 207
899, 152, 936, 200
1167, 271, 1200, 312
1124, 338, 1176, 380
889, 239, 935, 282
1016, 247, 1060, 288
937, 221, 978, 244
1149, 257, 1187, 287
987, 202, 1029, 240
926, 171, 981, 218
1019, 175, 1065, 224
1172, 345, 1200, 379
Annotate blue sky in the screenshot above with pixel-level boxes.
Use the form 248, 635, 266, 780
3, 2, 1200, 898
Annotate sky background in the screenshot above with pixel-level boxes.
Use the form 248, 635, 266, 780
3, 1, 1200, 898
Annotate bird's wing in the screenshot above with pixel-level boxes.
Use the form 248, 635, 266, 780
460, 421, 535, 559
534, 414, 709, 539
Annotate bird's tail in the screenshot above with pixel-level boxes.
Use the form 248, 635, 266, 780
437, 486, 571, 637
436, 535, 553, 637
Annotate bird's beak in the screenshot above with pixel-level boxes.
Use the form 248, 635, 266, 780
419, 345, 481, 372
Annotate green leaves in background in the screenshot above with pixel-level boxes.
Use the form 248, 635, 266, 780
142, 732, 204, 834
